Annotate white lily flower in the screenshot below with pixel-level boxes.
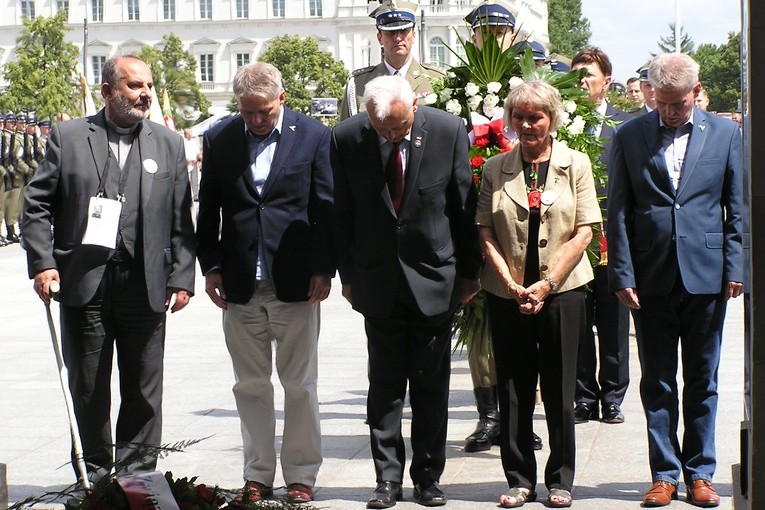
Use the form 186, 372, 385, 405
466, 94, 483, 111
486, 81, 502, 94
508, 76, 524, 89
445, 99, 462, 115
465, 82, 480, 97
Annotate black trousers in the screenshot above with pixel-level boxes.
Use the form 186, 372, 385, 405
364, 277, 453, 485
576, 265, 631, 406
60, 254, 166, 476
487, 289, 585, 492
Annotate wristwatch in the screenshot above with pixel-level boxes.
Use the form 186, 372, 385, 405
544, 276, 558, 291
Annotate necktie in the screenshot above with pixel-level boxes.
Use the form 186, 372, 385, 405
386, 140, 403, 212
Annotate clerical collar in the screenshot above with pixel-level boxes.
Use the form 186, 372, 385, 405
105, 111, 140, 136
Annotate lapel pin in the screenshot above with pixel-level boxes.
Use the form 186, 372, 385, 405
699, 124, 705, 131
414, 136, 422, 148
289, 125, 296, 131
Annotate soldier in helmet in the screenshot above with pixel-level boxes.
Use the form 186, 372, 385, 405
338, 0, 444, 121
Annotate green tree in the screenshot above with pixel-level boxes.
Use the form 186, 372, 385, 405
653, 23, 695, 55
138, 33, 210, 128
258, 35, 349, 115
547, 0, 591, 58
694, 32, 741, 112
0, 12, 80, 119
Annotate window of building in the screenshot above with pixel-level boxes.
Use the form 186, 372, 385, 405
199, 54, 214, 82
429, 0, 444, 13
163, 0, 175, 20
200, 0, 212, 19
92, 0, 103, 21
236, 53, 251, 68
91, 55, 106, 85
20, 0, 35, 19
429, 37, 446, 67
56, 0, 69, 16
236, 0, 248, 18
127, 0, 140, 20
272, 0, 284, 17
308, 0, 322, 17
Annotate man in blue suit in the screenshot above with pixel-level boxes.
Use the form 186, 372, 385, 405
607, 52, 743, 508
196, 62, 333, 504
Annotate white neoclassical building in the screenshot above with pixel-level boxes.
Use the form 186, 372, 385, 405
0, 0, 548, 114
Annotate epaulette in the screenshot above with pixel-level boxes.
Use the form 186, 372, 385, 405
352, 65, 377, 77
421, 62, 447, 76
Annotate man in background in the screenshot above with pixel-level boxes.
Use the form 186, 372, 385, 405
339, 0, 444, 120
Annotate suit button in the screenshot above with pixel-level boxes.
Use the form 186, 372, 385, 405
674, 204, 680, 210
541, 213, 548, 223
539, 239, 548, 247
260, 205, 265, 210
397, 224, 402, 230
540, 264, 548, 271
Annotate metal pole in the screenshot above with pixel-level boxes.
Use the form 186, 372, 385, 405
83, 18, 88, 80
419, 9, 426, 63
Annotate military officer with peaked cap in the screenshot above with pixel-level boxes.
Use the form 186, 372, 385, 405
634, 64, 656, 115
465, 0, 517, 51
338, 0, 444, 120
512, 40, 548, 67
0, 112, 7, 247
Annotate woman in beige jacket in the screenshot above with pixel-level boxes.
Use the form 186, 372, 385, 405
475, 80, 601, 508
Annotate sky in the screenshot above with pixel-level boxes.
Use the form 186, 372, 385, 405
580, 0, 742, 84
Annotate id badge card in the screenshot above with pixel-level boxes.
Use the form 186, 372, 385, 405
81, 196, 122, 249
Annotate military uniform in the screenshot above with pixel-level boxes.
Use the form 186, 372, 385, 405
339, 60, 444, 120
1, 113, 26, 242
0, 113, 18, 245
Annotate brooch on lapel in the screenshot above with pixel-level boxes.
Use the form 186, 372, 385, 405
413, 136, 422, 148
143, 158, 158, 174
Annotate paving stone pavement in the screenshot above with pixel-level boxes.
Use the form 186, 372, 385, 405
0, 242, 744, 509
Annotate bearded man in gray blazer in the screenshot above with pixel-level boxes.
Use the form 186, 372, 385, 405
332, 76, 481, 508
22, 55, 195, 478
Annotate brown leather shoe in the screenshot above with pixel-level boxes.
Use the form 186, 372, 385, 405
287, 483, 315, 503
687, 480, 720, 507
643, 481, 678, 507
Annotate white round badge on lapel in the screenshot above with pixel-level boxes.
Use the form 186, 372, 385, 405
143, 158, 158, 174
540, 190, 557, 206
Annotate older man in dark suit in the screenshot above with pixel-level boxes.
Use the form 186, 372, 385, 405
22, 55, 196, 478
331, 75, 481, 508
607, 52, 743, 508
196, 62, 333, 504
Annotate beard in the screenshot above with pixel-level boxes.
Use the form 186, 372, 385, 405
110, 92, 150, 126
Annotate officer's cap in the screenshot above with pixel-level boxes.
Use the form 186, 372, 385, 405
637, 64, 650, 82
4, 112, 15, 123
369, 0, 417, 31
27, 111, 37, 125
39, 118, 51, 128
16, 113, 27, 124
513, 40, 546, 61
464, 1, 515, 30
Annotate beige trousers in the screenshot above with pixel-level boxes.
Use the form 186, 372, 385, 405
223, 281, 322, 487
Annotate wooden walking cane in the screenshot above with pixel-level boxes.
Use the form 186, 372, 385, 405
45, 280, 91, 490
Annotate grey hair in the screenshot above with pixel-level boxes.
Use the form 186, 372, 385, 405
102, 54, 145, 86
648, 53, 699, 92
363, 76, 415, 121
233, 62, 284, 101
503, 80, 565, 132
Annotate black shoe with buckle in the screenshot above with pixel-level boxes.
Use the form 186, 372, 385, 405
574, 402, 599, 423
602, 402, 625, 423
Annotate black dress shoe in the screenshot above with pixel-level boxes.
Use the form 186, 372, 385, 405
602, 403, 625, 423
574, 402, 598, 423
367, 481, 403, 509
533, 432, 543, 450
413, 481, 446, 507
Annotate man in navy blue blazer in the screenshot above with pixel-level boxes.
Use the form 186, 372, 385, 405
196, 62, 333, 504
607, 52, 743, 508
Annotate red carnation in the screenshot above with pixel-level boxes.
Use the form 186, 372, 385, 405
528, 190, 542, 209
470, 155, 485, 168
472, 175, 480, 186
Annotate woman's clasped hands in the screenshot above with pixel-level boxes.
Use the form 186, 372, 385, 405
508, 280, 549, 315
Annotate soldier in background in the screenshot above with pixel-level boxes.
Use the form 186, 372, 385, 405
338, 0, 444, 121
466, 0, 516, 52
0, 113, 22, 244
4, 112, 29, 243
0, 113, 7, 246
